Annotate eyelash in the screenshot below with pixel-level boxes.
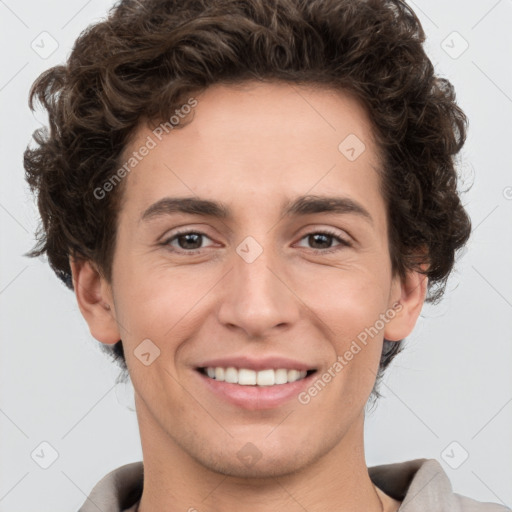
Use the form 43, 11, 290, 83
161, 228, 352, 255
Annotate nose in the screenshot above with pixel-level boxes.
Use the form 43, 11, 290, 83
217, 243, 301, 339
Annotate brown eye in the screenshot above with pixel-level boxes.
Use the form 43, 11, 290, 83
163, 231, 214, 253
296, 230, 351, 253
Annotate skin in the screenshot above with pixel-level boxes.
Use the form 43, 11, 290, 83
70, 81, 427, 512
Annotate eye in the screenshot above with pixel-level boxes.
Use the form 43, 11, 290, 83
296, 229, 351, 253
162, 230, 215, 253
161, 228, 351, 255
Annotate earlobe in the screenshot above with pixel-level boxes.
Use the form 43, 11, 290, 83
69, 256, 120, 345
384, 269, 428, 342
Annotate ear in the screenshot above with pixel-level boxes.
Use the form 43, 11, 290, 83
69, 256, 121, 345
384, 268, 428, 342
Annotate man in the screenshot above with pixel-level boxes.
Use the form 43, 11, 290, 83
24, 0, 507, 510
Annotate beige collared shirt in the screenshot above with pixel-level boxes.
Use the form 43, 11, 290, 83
78, 458, 510, 511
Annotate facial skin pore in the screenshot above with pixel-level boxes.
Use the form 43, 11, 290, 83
71, 81, 426, 512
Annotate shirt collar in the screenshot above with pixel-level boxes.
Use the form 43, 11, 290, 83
79, 458, 457, 512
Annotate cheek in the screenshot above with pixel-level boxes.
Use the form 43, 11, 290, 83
297, 265, 391, 392
295, 260, 392, 334
113, 253, 209, 334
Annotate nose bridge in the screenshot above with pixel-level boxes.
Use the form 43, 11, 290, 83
217, 235, 299, 336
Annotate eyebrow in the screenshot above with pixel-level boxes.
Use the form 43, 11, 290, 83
140, 194, 373, 225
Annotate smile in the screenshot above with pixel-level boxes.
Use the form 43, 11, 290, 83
199, 367, 315, 386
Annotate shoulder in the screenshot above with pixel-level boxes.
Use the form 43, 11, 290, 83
368, 458, 510, 512
453, 492, 511, 512
78, 461, 144, 512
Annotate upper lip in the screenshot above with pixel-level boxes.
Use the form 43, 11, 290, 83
195, 356, 316, 372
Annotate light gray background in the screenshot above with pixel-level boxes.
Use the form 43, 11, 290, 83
1, 0, 511, 511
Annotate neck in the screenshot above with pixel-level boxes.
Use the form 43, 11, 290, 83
136, 397, 383, 512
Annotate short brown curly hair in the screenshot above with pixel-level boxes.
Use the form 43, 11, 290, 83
24, 0, 471, 400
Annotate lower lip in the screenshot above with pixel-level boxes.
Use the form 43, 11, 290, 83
196, 370, 316, 410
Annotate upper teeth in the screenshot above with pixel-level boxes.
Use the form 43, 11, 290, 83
205, 367, 308, 386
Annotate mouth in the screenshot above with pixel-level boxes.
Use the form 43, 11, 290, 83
193, 355, 319, 410
195, 364, 318, 410
197, 366, 317, 386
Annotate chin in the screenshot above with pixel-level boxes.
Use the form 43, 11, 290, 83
196, 451, 311, 479
183, 434, 335, 480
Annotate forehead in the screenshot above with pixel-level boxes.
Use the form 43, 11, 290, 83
120, 81, 383, 222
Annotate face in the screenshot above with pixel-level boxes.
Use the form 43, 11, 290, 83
81, 81, 423, 478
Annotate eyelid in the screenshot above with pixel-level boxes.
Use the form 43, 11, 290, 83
160, 225, 353, 255
293, 227, 352, 252
160, 228, 216, 252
